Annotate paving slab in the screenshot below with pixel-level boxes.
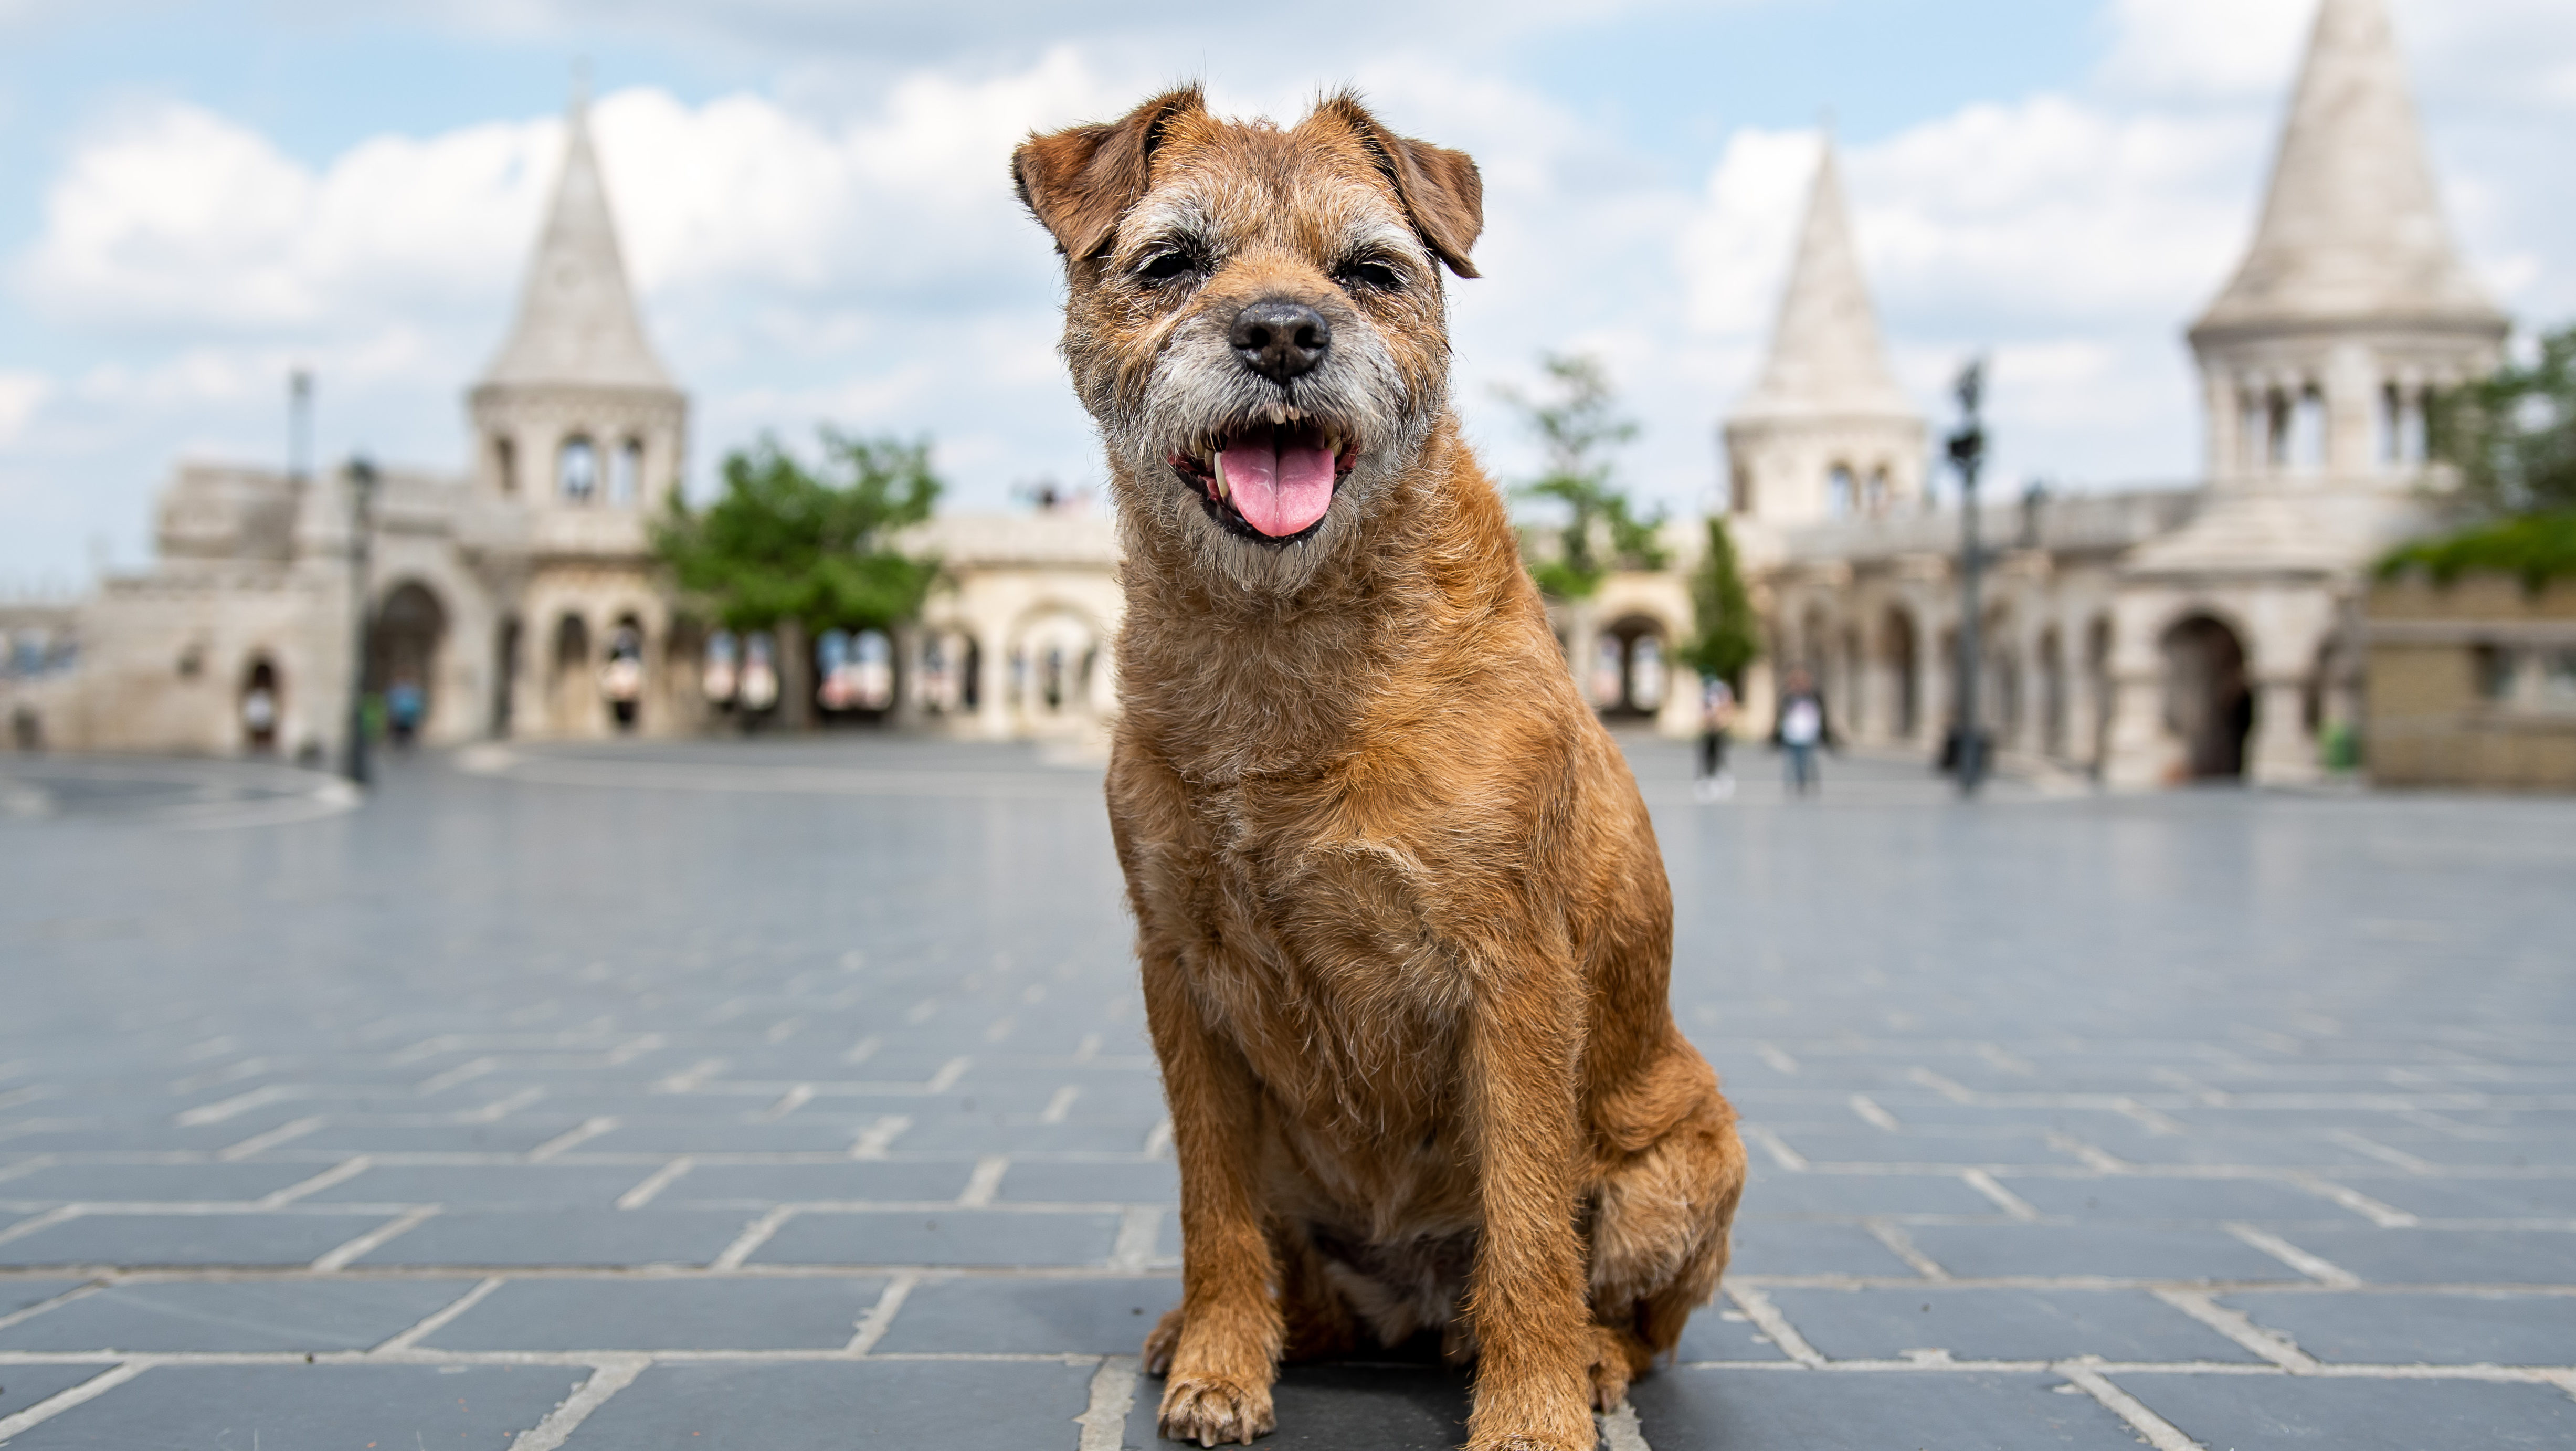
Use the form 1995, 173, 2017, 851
0, 1212, 397, 1267
0, 1276, 87, 1316
423, 1274, 886, 1350
1725, 1222, 1926, 1278
0, 1276, 477, 1351
349, 1209, 753, 1267
1736, 1170, 2000, 1218
871, 1273, 1176, 1353
1898, 1223, 2309, 1281
3, 1363, 575, 1449
2120, 1370, 2576, 1449
1765, 1286, 2263, 1363
1998, 1174, 2354, 1223
750, 1207, 1124, 1267
664, 1160, 976, 1205
0, 1363, 115, 1423
1127, 1363, 1471, 1450
996, 1159, 1179, 1205
1628, 1367, 2148, 1449
2220, 1289, 2576, 1365
1675, 1305, 1794, 1362
0, 1162, 322, 1204
559, 1359, 1095, 1451
300, 1163, 653, 1207
2260, 1226, 2576, 1284
2343, 1176, 2576, 1220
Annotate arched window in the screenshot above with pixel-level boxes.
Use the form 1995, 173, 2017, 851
2289, 387, 2327, 472
494, 436, 519, 495
1827, 465, 1856, 517
609, 438, 642, 506
559, 436, 598, 501
1863, 468, 1890, 515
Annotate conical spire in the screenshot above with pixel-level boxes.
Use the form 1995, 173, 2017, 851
2194, 0, 2499, 336
1734, 138, 1914, 422
482, 87, 673, 391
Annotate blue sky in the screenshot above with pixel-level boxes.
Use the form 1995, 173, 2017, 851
2, 0, 2569, 587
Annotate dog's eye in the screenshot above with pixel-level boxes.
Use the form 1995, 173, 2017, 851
1338, 259, 1406, 293
1135, 250, 1200, 287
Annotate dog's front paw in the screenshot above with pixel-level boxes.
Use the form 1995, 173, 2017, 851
1158, 1373, 1275, 1447
1142, 1306, 1187, 1376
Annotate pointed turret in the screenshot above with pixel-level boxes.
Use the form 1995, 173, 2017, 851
2183, 0, 2504, 489
1723, 137, 1925, 527
1737, 141, 1915, 422
482, 91, 672, 391
2194, 0, 2498, 338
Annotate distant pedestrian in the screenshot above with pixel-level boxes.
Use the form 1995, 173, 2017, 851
1694, 677, 1737, 803
386, 680, 424, 748
1774, 668, 1833, 796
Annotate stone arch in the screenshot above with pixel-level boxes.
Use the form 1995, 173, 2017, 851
1008, 602, 1106, 723
1826, 464, 1856, 517
2085, 614, 2115, 769
608, 436, 643, 506
1883, 605, 1920, 741
2160, 613, 2253, 781
369, 580, 449, 744
550, 612, 593, 731
604, 612, 647, 732
1599, 613, 1673, 719
558, 435, 598, 501
238, 654, 283, 753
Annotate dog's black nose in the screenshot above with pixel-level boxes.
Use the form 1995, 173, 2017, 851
1229, 300, 1331, 383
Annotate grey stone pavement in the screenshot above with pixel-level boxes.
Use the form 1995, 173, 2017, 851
0, 734, 2572, 1450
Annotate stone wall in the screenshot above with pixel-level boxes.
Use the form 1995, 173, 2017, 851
2366, 574, 2576, 790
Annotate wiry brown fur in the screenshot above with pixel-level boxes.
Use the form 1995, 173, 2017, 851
1014, 88, 1745, 1450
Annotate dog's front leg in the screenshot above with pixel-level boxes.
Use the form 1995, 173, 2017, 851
1463, 970, 1596, 1451
1143, 947, 1281, 1446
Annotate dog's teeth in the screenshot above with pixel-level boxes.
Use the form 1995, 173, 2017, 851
1211, 453, 1230, 500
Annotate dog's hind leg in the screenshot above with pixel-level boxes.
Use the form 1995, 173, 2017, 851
1584, 1076, 1746, 1407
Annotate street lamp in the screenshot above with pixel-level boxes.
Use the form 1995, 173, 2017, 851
345, 455, 378, 787
1947, 360, 1988, 797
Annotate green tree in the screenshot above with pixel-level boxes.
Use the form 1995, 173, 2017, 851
2427, 322, 2576, 514
1676, 515, 1760, 690
1501, 353, 1666, 600
653, 429, 943, 633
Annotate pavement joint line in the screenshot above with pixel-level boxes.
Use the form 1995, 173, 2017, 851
926, 1056, 973, 1092
845, 1271, 917, 1354
0, 1280, 101, 1333
1752, 1042, 1799, 1074
2046, 1132, 2132, 1174
958, 1156, 1010, 1207
1141, 1119, 1173, 1159
840, 1035, 882, 1066
0, 1204, 79, 1247
373, 1275, 506, 1352
1109, 1207, 1162, 1272
2225, 1223, 2362, 1287
170, 1056, 277, 1095
1846, 1095, 1900, 1132
1078, 1354, 1138, 1451
2151, 1288, 2317, 1371
711, 1206, 795, 1269
0, 1154, 56, 1186
2059, 1365, 2203, 1451
2112, 1098, 2188, 1135
653, 1058, 728, 1092
0, 1361, 145, 1440
506, 1354, 649, 1451
311, 1206, 436, 1270
2289, 1174, 2419, 1227
615, 1156, 695, 1209
755, 1085, 815, 1122
258, 1155, 373, 1206
850, 1114, 911, 1160
1863, 1222, 1948, 1280
1959, 1169, 2040, 1220
1906, 1068, 1977, 1102
219, 1115, 326, 1159
1042, 1086, 1082, 1124
1743, 1126, 1808, 1171
1598, 1397, 1653, 1451
527, 1117, 619, 1161
462, 1087, 547, 1122
0, 1086, 55, 1113
1724, 1284, 1824, 1367
1975, 1043, 2036, 1076
174, 1084, 300, 1126
2326, 1129, 2437, 1173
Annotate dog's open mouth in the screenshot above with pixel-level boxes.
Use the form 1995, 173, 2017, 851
1169, 418, 1358, 544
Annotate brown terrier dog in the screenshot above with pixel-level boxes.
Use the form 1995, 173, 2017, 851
1013, 88, 1745, 1451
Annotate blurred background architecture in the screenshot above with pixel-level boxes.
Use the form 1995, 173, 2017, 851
1, 0, 2564, 788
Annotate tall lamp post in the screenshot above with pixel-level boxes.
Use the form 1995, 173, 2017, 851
344, 456, 378, 787
1948, 360, 1988, 797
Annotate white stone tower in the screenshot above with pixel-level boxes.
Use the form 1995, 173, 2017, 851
468, 88, 687, 527
1722, 138, 1926, 528
2187, 0, 2505, 492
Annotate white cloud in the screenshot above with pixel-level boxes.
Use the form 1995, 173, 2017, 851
0, 371, 47, 443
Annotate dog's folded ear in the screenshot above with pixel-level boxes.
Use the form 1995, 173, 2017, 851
1316, 92, 1484, 280
1012, 87, 1208, 264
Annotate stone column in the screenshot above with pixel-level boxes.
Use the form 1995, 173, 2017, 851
2100, 668, 2174, 791
2247, 676, 2320, 785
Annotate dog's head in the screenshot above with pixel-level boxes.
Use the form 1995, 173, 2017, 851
1013, 88, 1481, 594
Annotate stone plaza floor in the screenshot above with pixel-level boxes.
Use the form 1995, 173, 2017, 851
0, 734, 2571, 1449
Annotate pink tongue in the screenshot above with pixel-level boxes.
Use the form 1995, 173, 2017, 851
1220, 437, 1336, 538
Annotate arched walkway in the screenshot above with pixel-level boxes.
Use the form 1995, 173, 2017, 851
1883, 606, 1920, 742
2161, 614, 2253, 780
1598, 615, 1671, 719
239, 657, 282, 753
369, 582, 448, 745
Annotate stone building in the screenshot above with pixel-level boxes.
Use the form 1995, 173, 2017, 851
1682, 0, 2507, 786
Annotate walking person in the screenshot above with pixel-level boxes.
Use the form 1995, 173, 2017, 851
1774, 668, 1833, 797
1694, 676, 1738, 802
